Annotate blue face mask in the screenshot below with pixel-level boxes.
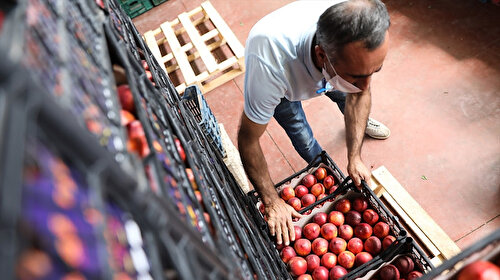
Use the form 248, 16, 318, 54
322, 56, 362, 93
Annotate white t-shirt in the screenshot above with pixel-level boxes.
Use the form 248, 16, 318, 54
244, 0, 347, 125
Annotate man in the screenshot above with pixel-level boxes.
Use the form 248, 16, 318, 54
238, 0, 391, 246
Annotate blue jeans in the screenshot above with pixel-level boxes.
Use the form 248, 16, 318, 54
273, 90, 346, 163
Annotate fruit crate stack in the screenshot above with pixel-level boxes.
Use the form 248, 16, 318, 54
248, 152, 435, 279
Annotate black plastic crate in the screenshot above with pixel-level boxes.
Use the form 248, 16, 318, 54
421, 228, 500, 280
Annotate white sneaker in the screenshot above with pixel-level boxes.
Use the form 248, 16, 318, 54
365, 118, 390, 139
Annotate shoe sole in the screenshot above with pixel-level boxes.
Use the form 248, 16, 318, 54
365, 130, 391, 140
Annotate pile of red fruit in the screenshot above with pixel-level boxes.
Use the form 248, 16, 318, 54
280, 167, 338, 213
455, 260, 500, 280
370, 255, 422, 280
279, 196, 397, 280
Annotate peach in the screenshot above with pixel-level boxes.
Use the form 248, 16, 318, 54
335, 198, 351, 213
320, 223, 337, 240
294, 225, 303, 240
288, 197, 302, 211
314, 167, 327, 181
301, 194, 316, 208
280, 246, 296, 263
288, 256, 308, 277
295, 185, 309, 198
378, 264, 400, 280
316, 194, 327, 206
373, 221, 390, 239
329, 237, 347, 255
327, 211, 344, 227
338, 251, 355, 269
320, 252, 337, 269
311, 183, 325, 197
311, 238, 329, 256
329, 266, 348, 280
312, 266, 329, 280
302, 174, 317, 188
364, 236, 382, 256
382, 235, 396, 250
323, 175, 335, 190
328, 185, 338, 195
345, 210, 362, 227
354, 223, 373, 240
297, 274, 312, 280
363, 209, 379, 225
355, 252, 373, 267
280, 187, 295, 201
393, 255, 415, 277
347, 237, 364, 254
303, 223, 321, 240
352, 197, 369, 212
338, 224, 354, 240
407, 271, 423, 280
294, 239, 311, 256
312, 212, 327, 226
305, 254, 320, 273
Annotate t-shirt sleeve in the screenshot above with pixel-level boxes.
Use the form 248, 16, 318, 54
243, 54, 286, 125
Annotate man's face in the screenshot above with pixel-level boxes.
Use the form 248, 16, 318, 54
324, 31, 390, 92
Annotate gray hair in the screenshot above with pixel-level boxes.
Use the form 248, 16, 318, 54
316, 0, 390, 57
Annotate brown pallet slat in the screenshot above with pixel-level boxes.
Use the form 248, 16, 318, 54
369, 166, 461, 266
142, 1, 245, 95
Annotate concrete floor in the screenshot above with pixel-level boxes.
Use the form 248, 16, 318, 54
132, 0, 500, 251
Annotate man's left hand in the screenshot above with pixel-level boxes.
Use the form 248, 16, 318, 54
347, 157, 371, 188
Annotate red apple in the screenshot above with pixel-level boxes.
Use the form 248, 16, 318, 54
329, 265, 348, 280
323, 175, 335, 190
378, 264, 400, 280
338, 224, 354, 240
280, 246, 296, 263
314, 167, 327, 180
295, 185, 309, 198
327, 211, 344, 227
320, 223, 337, 240
328, 185, 338, 195
373, 222, 390, 239
311, 238, 329, 256
347, 237, 364, 254
288, 197, 302, 211
334, 198, 351, 213
329, 237, 347, 255
338, 251, 355, 269
407, 271, 423, 280
312, 266, 329, 280
302, 174, 317, 188
306, 254, 320, 273
354, 223, 373, 240
117, 85, 135, 112
312, 212, 327, 226
294, 239, 312, 256
382, 235, 396, 250
364, 236, 382, 256
363, 209, 379, 225
301, 194, 316, 208
294, 225, 303, 240
288, 256, 308, 277
457, 261, 500, 280
345, 210, 362, 227
310, 183, 325, 197
393, 255, 415, 277
320, 252, 337, 269
355, 252, 373, 267
352, 197, 369, 212
303, 223, 321, 240
297, 274, 312, 280
280, 187, 295, 201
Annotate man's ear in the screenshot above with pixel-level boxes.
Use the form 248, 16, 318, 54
315, 45, 327, 67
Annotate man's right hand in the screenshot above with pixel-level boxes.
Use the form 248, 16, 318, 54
264, 198, 303, 246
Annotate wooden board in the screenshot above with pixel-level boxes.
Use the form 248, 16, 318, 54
141, 0, 245, 95
370, 166, 461, 266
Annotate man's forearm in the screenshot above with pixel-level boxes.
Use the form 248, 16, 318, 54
345, 89, 371, 161
238, 137, 278, 205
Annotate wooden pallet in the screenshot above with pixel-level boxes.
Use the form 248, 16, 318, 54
143, 1, 245, 95
369, 166, 461, 266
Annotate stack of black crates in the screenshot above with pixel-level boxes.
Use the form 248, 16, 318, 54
0, 0, 286, 279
